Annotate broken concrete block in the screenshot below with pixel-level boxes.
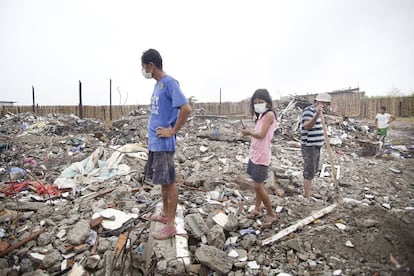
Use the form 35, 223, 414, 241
67, 220, 91, 245
239, 235, 257, 249
224, 213, 239, 232
42, 249, 61, 268
37, 232, 52, 246
195, 245, 234, 274
20, 257, 33, 273
207, 224, 225, 248
85, 255, 101, 270
184, 213, 209, 239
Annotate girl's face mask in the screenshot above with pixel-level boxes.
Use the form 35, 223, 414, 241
254, 102, 268, 114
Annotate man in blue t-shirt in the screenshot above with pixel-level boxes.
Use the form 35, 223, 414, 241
300, 93, 331, 199
141, 49, 192, 240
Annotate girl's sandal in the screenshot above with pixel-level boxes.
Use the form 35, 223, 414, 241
261, 216, 277, 228
246, 211, 262, 219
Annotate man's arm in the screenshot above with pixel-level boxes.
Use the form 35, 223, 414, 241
156, 103, 192, 138
304, 104, 323, 130
172, 103, 192, 134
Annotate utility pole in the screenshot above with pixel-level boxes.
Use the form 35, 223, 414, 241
79, 80, 83, 119
109, 78, 113, 121
32, 86, 35, 113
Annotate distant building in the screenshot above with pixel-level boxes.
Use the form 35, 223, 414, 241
0, 101, 16, 107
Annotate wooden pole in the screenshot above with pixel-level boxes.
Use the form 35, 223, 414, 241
109, 78, 112, 121
219, 88, 222, 115
32, 86, 35, 113
319, 112, 339, 192
79, 80, 83, 119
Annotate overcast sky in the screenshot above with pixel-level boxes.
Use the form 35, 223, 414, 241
1, 0, 413, 106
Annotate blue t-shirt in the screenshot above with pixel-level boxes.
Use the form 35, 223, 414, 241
148, 75, 188, 152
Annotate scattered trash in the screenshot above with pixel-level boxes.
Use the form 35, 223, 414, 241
320, 164, 341, 179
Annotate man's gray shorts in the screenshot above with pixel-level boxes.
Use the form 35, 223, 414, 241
301, 145, 321, 180
144, 151, 176, 185
247, 159, 268, 183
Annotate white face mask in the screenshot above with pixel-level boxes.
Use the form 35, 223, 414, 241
254, 103, 268, 114
142, 69, 152, 79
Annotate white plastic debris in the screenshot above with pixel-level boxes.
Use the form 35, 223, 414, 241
199, 145, 208, 153
389, 168, 402, 174
308, 260, 317, 267
329, 137, 342, 146
276, 206, 283, 213
335, 223, 347, 230
29, 252, 45, 261
219, 158, 227, 164
213, 212, 229, 227
343, 198, 362, 205
92, 209, 138, 230
320, 164, 340, 179
56, 229, 66, 239
225, 236, 238, 246
228, 250, 239, 258
345, 240, 354, 248
207, 190, 220, 200
247, 260, 260, 269
382, 203, 391, 209
333, 269, 342, 275
201, 154, 214, 162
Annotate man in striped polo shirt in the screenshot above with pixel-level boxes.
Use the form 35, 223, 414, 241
300, 93, 331, 199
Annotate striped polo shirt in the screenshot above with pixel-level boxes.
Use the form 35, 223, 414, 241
300, 105, 325, 146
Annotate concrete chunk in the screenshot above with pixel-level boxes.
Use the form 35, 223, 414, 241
185, 213, 209, 239
67, 220, 91, 245
195, 245, 234, 274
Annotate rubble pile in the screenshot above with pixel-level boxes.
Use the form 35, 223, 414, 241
0, 101, 413, 275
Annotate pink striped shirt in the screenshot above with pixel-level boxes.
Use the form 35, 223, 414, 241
249, 112, 276, 165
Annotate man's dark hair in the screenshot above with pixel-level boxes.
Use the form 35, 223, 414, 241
380, 106, 386, 111
141, 49, 163, 69
250, 88, 276, 122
